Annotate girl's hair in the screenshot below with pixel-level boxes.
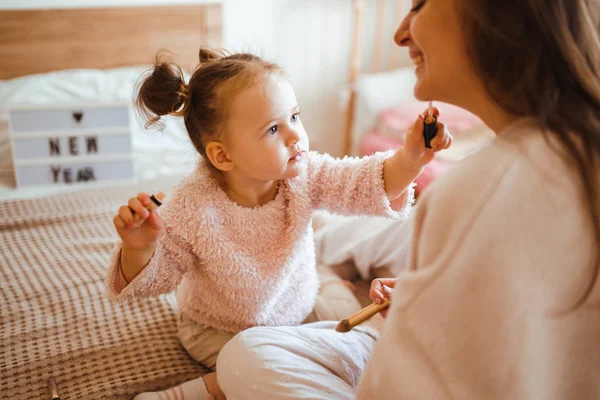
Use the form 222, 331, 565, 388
136, 48, 283, 166
459, 0, 600, 309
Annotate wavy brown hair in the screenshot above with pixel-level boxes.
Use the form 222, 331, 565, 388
459, 0, 600, 308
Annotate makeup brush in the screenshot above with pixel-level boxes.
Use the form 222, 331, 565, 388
335, 300, 391, 333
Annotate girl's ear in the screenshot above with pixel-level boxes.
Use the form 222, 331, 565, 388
205, 141, 235, 172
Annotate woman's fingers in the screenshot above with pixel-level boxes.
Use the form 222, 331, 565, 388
375, 278, 397, 290
370, 278, 398, 304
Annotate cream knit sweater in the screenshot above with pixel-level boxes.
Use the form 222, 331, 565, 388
357, 119, 600, 399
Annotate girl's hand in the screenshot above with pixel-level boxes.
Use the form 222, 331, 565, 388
403, 107, 453, 169
113, 192, 165, 251
369, 278, 397, 318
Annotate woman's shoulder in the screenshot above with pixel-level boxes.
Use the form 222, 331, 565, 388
421, 119, 580, 219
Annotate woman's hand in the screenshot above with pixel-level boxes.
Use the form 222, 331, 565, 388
403, 107, 453, 170
369, 278, 397, 318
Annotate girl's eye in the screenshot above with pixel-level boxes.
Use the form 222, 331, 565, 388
267, 125, 278, 135
291, 112, 300, 123
410, 1, 425, 12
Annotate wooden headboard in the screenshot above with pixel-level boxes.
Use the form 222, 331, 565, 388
0, 4, 222, 79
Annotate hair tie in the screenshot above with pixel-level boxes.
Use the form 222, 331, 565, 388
169, 82, 190, 117
178, 83, 189, 99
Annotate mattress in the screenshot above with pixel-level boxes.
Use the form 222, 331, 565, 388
0, 175, 207, 399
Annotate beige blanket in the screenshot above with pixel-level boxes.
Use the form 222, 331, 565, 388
0, 177, 207, 399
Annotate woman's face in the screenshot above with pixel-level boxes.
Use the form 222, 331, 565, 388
395, 0, 482, 108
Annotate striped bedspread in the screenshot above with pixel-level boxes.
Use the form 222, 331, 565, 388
0, 177, 207, 399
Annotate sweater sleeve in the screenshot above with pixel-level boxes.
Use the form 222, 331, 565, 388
105, 229, 197, 302
307, 151, 414, 219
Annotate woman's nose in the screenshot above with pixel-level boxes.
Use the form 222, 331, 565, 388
394, 13, 412, 47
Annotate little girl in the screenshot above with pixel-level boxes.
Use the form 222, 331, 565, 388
106, 48, 451, 400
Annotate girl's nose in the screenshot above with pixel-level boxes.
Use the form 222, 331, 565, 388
286, 129, 300, 147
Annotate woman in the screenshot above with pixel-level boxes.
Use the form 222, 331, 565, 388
216, 0, 600, 398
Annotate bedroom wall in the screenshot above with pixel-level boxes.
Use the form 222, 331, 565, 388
0, 0, 412, 156
0, 0, 221, 8
223, 0, 354, 155
223, 0, 412, 156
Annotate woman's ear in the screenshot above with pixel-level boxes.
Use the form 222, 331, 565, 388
205, 141, 235, 172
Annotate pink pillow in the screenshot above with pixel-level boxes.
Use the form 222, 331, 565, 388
377, 101, 484, 138
360, 101, 484, 196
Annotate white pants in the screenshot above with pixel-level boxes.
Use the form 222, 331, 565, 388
315, 214, 413, 280
216, 321, 379, 400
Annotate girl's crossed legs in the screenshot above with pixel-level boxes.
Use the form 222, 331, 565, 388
137, 264, 364, 399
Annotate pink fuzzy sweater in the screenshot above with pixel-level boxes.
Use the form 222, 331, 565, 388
106, 151, 414, 333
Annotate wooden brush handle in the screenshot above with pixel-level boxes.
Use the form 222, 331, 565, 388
336, 300, 390, 332
347, 300, 390, 326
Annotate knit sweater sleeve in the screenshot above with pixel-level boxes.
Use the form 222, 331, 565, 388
105, 229, 197, 302
306, 151, 414, 219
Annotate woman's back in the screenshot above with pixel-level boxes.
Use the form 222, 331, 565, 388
357, 119, 600, 399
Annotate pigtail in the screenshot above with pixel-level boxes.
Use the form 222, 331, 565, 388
135, 54, 189, 128
198, 47, 227, 64
135, 47, 284, 172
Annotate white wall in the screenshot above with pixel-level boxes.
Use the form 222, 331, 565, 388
223, 0, 411, 155
223, 0, 354, 155
0, 0, 220, 8
0, 0, 410, 155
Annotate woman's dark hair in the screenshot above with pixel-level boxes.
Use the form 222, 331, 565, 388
459, 0, 600, 309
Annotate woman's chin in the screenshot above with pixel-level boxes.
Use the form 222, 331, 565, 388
413, 81, 430, 102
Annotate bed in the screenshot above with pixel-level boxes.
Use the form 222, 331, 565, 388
0, 4, 223, 399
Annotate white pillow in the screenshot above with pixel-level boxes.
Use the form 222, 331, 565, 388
0, 67, 198, 185
354, 67, 417, 114
350, 67, 417, 154
315, 213, 414, 280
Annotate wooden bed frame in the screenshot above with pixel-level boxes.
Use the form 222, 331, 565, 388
344, 0, 408, 155
0, 4, 222, 80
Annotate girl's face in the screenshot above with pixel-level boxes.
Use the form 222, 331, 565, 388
395, 0, 482, 108
225, 75, 309, 182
